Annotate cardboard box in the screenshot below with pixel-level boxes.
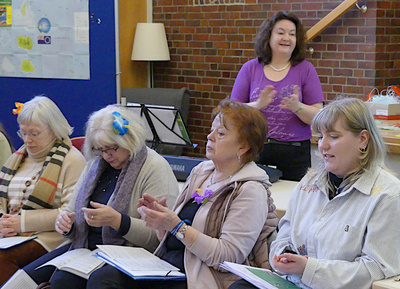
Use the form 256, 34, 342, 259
372, 276, 400, 289
365, 102, 400, 120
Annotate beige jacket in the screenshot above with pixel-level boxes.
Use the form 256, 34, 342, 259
155, 160, 279, 289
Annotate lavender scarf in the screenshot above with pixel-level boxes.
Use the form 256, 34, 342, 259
70, 146, 147, 249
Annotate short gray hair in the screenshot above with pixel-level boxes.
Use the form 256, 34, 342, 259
83, 104, 146, 160
17, 96, 73, 140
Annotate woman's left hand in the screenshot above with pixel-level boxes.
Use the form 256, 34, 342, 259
279, 85, 302, 113
138, 202, 181, 232
0, 214, 21, 237
272, 253, 308, 275
81, 201, 121, 231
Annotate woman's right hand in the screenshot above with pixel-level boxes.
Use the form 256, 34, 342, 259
55, 211, 75, 235
255, 85, 277, 109
272, 253, 308, 275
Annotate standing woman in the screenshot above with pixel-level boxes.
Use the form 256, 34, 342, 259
0, 96, 86, 284
0, 123, 15, 168
231, 11, 324, 181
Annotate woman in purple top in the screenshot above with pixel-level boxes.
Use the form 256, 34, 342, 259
231, 11, 324, 181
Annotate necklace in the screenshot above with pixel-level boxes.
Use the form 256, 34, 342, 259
8, 162, 41, 214
207, 171, 232, 188
268, 62, 290, 72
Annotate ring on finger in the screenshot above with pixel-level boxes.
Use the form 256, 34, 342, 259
91, 215, 94, 219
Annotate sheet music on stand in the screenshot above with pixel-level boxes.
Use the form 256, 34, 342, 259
126, 103, 196, 152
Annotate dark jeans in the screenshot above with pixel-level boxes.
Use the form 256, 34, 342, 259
258, 140, 311, 181
87, 265, 187, 289
228, 279, 258, 289
27, 259, 187, 289
23, 244, 70, 284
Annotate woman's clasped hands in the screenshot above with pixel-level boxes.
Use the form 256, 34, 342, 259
272, 252, 308, 275
0, 214, 20, 237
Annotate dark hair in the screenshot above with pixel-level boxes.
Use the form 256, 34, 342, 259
255, 11, 306, 66
0, 123, 15, 153
212, 99, 268, 164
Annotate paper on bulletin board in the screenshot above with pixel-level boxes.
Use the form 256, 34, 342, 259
0, 0, 12, 27
0, 0, 90, 79
75, 12, 89, 44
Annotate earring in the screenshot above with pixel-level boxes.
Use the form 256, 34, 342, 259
237, 155, 241, 162
359, 147, 367, 153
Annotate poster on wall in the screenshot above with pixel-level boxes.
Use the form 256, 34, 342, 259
0, 0, 12, 27
0, 0, 90, 79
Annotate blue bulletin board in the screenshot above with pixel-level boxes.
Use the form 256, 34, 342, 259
0, 0, 118, 148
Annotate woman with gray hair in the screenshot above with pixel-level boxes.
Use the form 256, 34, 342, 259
22, 104, 179, 288
0, 96, 86, 285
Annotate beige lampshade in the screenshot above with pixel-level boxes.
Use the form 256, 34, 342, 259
131, 23, 170, 61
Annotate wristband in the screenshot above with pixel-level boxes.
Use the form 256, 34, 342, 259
176, 223, 188, 241
171, 220, 184, 236
294, 104, 303, 115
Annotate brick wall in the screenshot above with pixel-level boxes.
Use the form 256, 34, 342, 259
153, 0, 400, 158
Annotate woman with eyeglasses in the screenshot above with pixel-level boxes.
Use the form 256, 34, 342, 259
0, 96, 86, 285
81, 99, 278, 289
21, 104, 179, 288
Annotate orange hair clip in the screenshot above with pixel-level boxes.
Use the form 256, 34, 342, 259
12, 102, 24, 115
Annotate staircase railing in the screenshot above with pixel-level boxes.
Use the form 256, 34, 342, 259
306, 0, 364, 43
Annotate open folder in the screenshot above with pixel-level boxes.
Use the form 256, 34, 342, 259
94, 245, 186, 280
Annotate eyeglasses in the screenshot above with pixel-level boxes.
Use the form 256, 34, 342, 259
17, 130, 46, 139
92, 145, 120, 155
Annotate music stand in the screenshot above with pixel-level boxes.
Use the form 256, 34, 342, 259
126, 103, 196, 152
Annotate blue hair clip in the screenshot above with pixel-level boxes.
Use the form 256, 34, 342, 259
112, 111, 130, 135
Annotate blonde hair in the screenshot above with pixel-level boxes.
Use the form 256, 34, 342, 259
311, 97, 387, 190
83, 104, 146, 160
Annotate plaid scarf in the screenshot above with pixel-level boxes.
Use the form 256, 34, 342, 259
70, 146, 148, 249
0, 141, 70, 213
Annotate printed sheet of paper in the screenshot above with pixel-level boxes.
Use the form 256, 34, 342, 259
1, 269, 37, 289
0, 236, 36, 249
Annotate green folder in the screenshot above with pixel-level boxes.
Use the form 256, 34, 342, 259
246, 267, 300, 289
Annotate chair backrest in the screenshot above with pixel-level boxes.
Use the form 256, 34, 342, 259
71, 136, 85, 153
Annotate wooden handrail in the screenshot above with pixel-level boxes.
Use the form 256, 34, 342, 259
306, 0, 361, 42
